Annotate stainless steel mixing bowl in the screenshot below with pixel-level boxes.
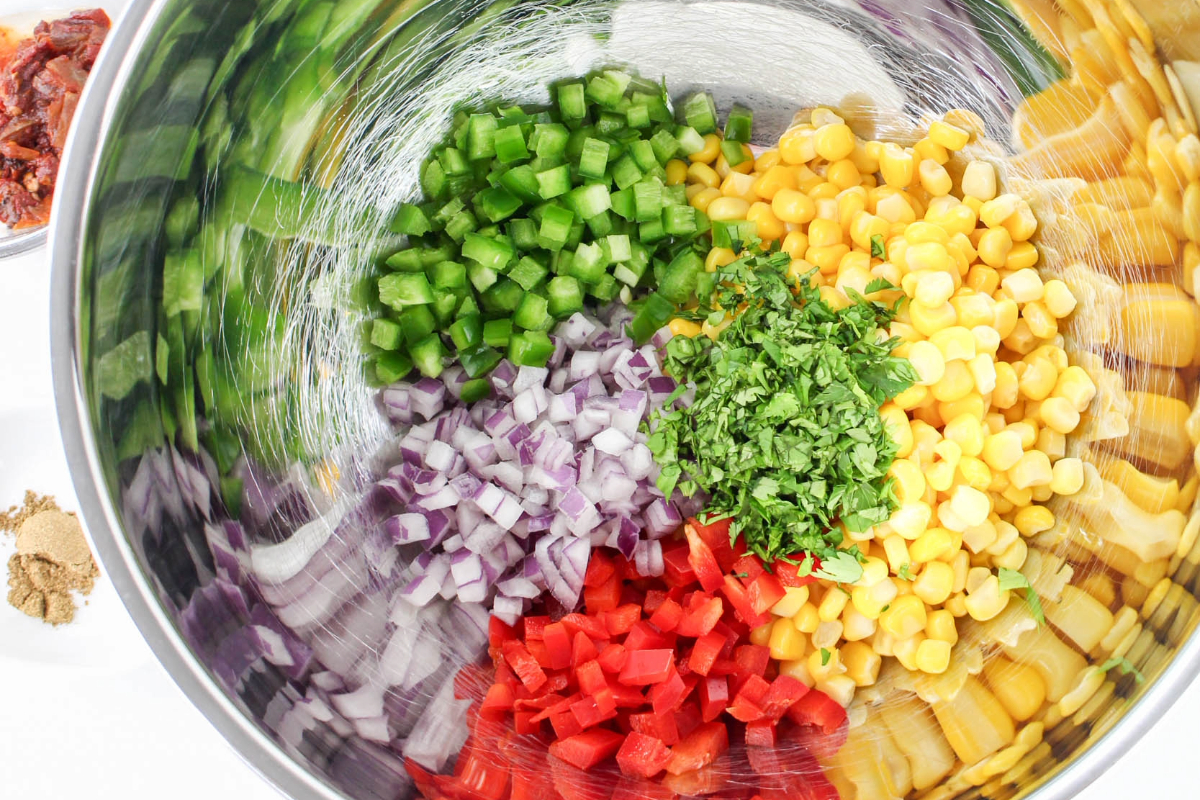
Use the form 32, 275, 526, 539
49, 1, 1200, 799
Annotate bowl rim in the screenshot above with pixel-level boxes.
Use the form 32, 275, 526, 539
47, 1, 1200, 799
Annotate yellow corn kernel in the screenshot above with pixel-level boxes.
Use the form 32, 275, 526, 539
780, 230, 810, 259
818, 585, 850, 622
749, 621, 774, 646
771, 586, 810, 618
945, 593, 967, 617
704, 247, 737, 273
1014, 505, 1055, 536
904, 221, 949, 245
965, 575, 1010, 621
687, 161, 720, 188
779, 127, 816, 165
892, 383, 928, 411
769, 617, 808, 660
1035, 426, 1065, 461
1001, 268, 1044, 304
992, 298, 1019, 339
808, 218, 843, 248
910, 528, 955, 563
951, 484, 991, 526
1005, 241, 1039, 271
721, 171, 757, 202
689, 186, 722, 213
1039, 396, 1080, 434
751, 164, 797, 201
793, 602, 820, 633
690, 133, 722, 164
918, 159, 953, 196
929, 119, 970, 151
892, 633, 925, 671
668, 318, 703, 337
706, 196, 751, 221
1053, 366, 1097, 412
754, 149, 782, 172
881, 407, 913, 458
962, 160, 998, 201
983, 655, 1046, 723
685, 183, 706, 202
914, 136, 949, 165
852, 579, 899, 619
879, 594, 928, 640
1008, 418, 1037, 449
930, 326, 976, 361
789, 258, 818, 285
841, 641, 882, 686
853, 557, 890, 589
1022, 301, 1058, 340
931, 360, 974, 402
965, 355, 995, 395
807, 647, 842, 684
1010, 450, 1053, 489
957, 457, 992, 492
977, 227, 1013, 268
808, 244, 851, 274
966, 265, 1000, 296
980, 193, 1019, 228
913, 561, 955, 605
1019, 357, 1058, 401
827, 158, 861, 190
1042, 279, 1077, 318
926, 610, 958, 646
665, 159, 689, 186
911, 302, 959, 338
1001, 484, 1033, 508
1005, 319, 1038, 355
842, 604, 878, 642
883, 535, 912, 573
1050, 457, 1085, 496
905, 340, 944, 386
848, 212, 889, 252
944, 413, 984, 457
905, 240, 952, 272
808, 181, 839, 200
952, 295, 996, 331
771, 188, 816, 224
880, 143, 916, 188
891, 459, 926, 504
747, 202, 785, 241
916, 638, 953, 674
815, 122, 856, 161
778, 658, 815, 687
913, 271, 955, 307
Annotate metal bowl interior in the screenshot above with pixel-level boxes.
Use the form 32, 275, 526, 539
50, 1, 1200, 799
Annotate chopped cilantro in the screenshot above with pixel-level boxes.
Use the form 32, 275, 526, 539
733, 571, 749, 579
820, 648, 831, 666
997, 567, 1045, 625
897, 562, 915, 581
647, 248, 917, 565
1099, 656, 1145, 684
870, 233, 887, 259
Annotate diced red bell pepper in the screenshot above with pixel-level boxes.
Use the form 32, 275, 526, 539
527, 638, 553, 668
698, 676, 729, 722
616, 731, 673, 779
665, 722, 729, 776
598, 642, 629, 673
479, 682, 516, 719
629, 710, 680, 746
571, 692, 618, 729
405, 758, 442, 800
684, 524, 725, 592
786, 689, 847, 734
584, 574, 623, 614
572, 631, 600, 666
643, 589, 669, 615
772, 556, 821, 588
746, 572, 786, 616
544, 671, 570, 693
649, 597, 684, 632
662, 757, 731, 797
609, 683, 647, 708
542, 622, 573, 670
502, 640, 548, 692
549, 728, 626, 770
603, 605, 643, 637
674, 702, 703, 740
762, 675, 810, 720
709, 658, 738, 677
455, 749, 510, 800
662, 542, 697, 587
737, 674, 771, 705
727, 692, 765, 722
625, 621, 674, 652
734, 645, 771, 680
721, 575, 771, 628
650, 668, 691, 715
523, 615, 550, 640
513, 710, 541, 735
675, 596, 724, 637
613, 775, 680, 800
494, 659, 517, 688
515, 693, 564, 712
531, 693, 577, 723
510, 766, 556, 800
745, 719, 776, 748
489, 616, 519, 649
619, 649, 676, 686
454, 663, 492, 702
549, 709, 585, 739
689, 516, 742, 570
688, 631, 726, 677
562, 612, 612, 642
550, 759, 620, 800
576, 658, 607, 695
584, 551, 617, 587
731, 554, 766, 582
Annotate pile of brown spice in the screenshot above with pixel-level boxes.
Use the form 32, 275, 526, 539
2, 493, 99, 626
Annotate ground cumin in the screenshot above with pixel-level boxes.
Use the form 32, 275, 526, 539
3, 500, 98, 626
0, 490, 60, 534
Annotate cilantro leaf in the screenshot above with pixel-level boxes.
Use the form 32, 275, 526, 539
997, 567, 1045, 625
813, 551, 864, 584
897, 563, 914, 581
1099, 656, 1145, 684
870, 233, 886, 259
820, 648, 831, 666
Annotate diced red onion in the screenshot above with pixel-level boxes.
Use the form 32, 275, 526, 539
386, 513, 430, 545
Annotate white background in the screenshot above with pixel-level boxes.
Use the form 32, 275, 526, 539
0, 1, 1196, 798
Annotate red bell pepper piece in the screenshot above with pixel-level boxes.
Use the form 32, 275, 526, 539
544, 671, 570, 693
697, 676, 728, 722
613, 775, 680, 800
602, 605, 643, 637
709, 658, 738, 677
598, 642, 629, 673
572, 630, 600, 666
489, 616, 519, 648
584, 574, 623, 614
745, 719, 776, 748
502, 640, 548, 692
523, 615, 550, 640
772, 556, 821, 588
662, 757, 731, 797
619, 649, 676, 686
454, 663, 492, 702
762, 675, 810, 720
643, 589, 669, 615
662, 542, 697, 587
404, 758, 442, 800
455, 749, 510, 800
649, 597, 684, 632
688, 516, 741, 570
542, 622, 573, 670
584, 551, 616, 587
548, 728, 626, 770
616, 731, 673, 779
562, 612, 612, 642
549, 709, 585, 739
731, 554, 766, 582
550, 758, 619, 800
734, 645, 771, 679
576, 659, 607, 695
675, 596, 724, 637
684, 524, 725, 592
786, 689, 847, 734
570, 692, 618, 729
608, 683, 647, 708
526, 638, 553, 668
746, 572, 786, 616
624, 621, 674, 652
673, 702, 703, 740
650, 668, 691, 715
665, 722, 729, 775
688, 630, 726, 676
727, 692, 765, 722
629, 710, 680, 746
737, 674, 771, 705
479, 682, 516, 719
721, 575, 771, 628
531, 693, 578, 723
515, 693, 564, 712
513, 710, 541, 735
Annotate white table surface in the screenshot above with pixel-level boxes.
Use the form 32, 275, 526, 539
0, 2, 1197, 797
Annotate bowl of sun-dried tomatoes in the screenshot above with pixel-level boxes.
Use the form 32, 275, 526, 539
0, 5, 112, 258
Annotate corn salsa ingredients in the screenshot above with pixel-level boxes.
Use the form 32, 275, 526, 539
648, 250, 916, 569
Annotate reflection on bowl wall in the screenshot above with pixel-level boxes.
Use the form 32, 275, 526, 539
50, 1, 1200, 799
